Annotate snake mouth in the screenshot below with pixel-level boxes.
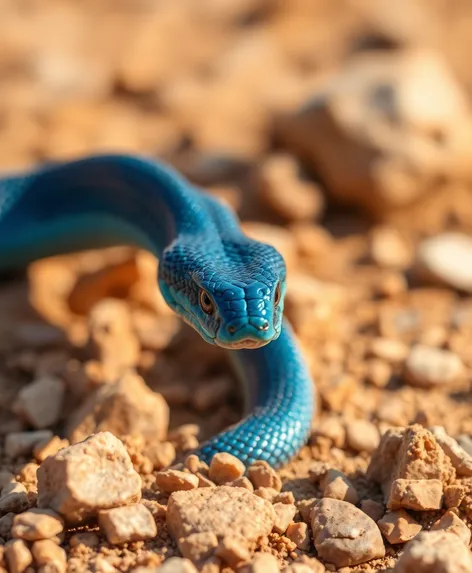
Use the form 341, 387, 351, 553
215, 337, 273, 350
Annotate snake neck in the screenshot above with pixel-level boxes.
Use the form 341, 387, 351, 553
0, 155, 237, 265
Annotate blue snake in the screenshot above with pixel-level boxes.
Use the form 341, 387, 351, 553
0, 154, 314, 467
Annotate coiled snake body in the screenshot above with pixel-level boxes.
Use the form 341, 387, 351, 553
0, 155, 314, 467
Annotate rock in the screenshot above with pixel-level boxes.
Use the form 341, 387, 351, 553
369, 338, 409, 364
247, 461, 282, 492
315, 417, 346, 448
431, 510, 471, 546
282, 561, 324, 573
239, 553, 280, 573
156, 558, 198, 573
66, 370, 169, 444
311, 498, 385, 567
369, 226, 413, 269
444, 484, 466, 508
155, 470, 199, 494
33, 436, 70, 463
429, 426, 472, 476
215, 535, 251, 568
98, 504, 157, 545
417, 233, 472, 293
388, 479, 443, 511
272, 503, 297, 534
31, 539, 66, 572
5, 430, 54, 459
404, 345, 463, 388
285, 522, 310, 551
0, 482, 30, 515
144, 442, 176, 471
37, 432, 142, 524
345, 419, 380, 454
178, 531, 219, 562
394, 530, 472, 572
377, 510, 422, 544
4, 539, 33, 573
321, 470, 358, 504
69, 532, 100, 548
208, 453, 245, 485
226, 477, 254, 491
167, 486, 275, 556
360, 499, 384, 523
12, 509, 64, 541
12, 376, 66, 429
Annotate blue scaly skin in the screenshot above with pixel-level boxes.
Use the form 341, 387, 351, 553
0, 154, 314, 467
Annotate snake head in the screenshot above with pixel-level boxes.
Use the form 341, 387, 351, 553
158, 238, 286, 349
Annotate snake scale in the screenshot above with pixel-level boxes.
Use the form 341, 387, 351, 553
0, 154, 315, 467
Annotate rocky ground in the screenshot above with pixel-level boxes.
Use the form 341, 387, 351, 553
2, 1, 472, 572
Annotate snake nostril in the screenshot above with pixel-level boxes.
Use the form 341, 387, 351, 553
259, 320, 270, 331
228, 325, 236, 334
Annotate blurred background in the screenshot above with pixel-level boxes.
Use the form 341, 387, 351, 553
2, 0, 472, 479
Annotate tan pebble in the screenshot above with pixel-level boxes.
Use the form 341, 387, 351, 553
66, 370, 169, 444
167, 486, 275, 551
140, 499, 167, 519
144, 442, 176, 471
283, 561, 324, 573
5, 539, 32, 573
155, 470, 199, 494
33, 436, 69, 463
404, 345, 463, 388
285, 523, 310, 551
254, 487, 278, 502
13, 376, 65, 429
5, 430, 54, 459
369, 226, 412, 270
345, 419, 380, 454
311, 498, 385, 567
360, 499, 384, 522
432, 510, 471, 546
12, 509, 64, 541
155, 557, 198, 573
184, 455, 209, 475
316, 417, 346, 448
16, 463, 39, 487
369, 338, 408, 363
248, 461, 282, 492
0, 513, 15, 539
274, 491, 295, 505
225, 477, 254, 491
429, 426, 472, 476
377, 509, 422, 544
239, 553, 280, 573
395, 530, 472, 572
208, 453, 245, 485
321, 469, 358, 505
215, 535, 251, 568
92, 555, 117, 573
178, 531, 218, 562
98, 503, 157, 545
0, 482, 29, 514
196, 473, 216, 488
444, 484, 466, 508
69, 532, 100, 548
297, 498, 318, 524
365, 359, 392, 388
31, 539, 66, 572
388, 479, 443, 511
37, 432, 142, 524
272, 503, 297, 534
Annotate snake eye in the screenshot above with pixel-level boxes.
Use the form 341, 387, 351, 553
274, 283, 282, 307
199, 289, 215, 315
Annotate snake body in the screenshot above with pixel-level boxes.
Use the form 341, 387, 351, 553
0, 154, 314, 466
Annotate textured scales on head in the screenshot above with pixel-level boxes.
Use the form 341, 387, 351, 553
158, 232, 286, 349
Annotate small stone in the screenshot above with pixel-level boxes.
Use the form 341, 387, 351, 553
167, 486, 275, 553
395, 530, 472, 573
31, 539, 66, 572
208, 453, 245, 485
98, 504, 157, 545
431, 510, 471, 546
69, 532, 100, 548
196, 473, 216, 488
388, 479, 443, 511
5, 431, 54, 459
0, 482, 29, 514
285, 523, 310, 551
144, 442, 176, 470
247, 461, 282, 492
5, 539, 33, 573
215, 535, 251, 568
254, 487, 278, 502
155, 470, 199, 494
345, 419, 380, 454
369, 338, 409, 364
156, 557, 198, 573
311, 498, 385, 567
315, 417, 346, 448
365, 359, 392, 388
274, 491, 295, 505
272, 503, 297, 534
239, 553, 280, 573
444, 484, 466, 508
370, 226, 413, 270
404, 345, 463, 388
12, 509, 64, 541
429, 426, 472, 476
225, 477, 254, 491
377, 510, 422, 544
360, 499, 385, 522
321, 470, 358, 505
33, 436, 69, 463
13, 376, 65, 429
37, 432, 142, 524
17, 463, 39, 488
178, 531, 219, 563
283, 560, 324, 573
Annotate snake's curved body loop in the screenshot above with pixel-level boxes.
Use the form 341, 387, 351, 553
0, 155, 314, 466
